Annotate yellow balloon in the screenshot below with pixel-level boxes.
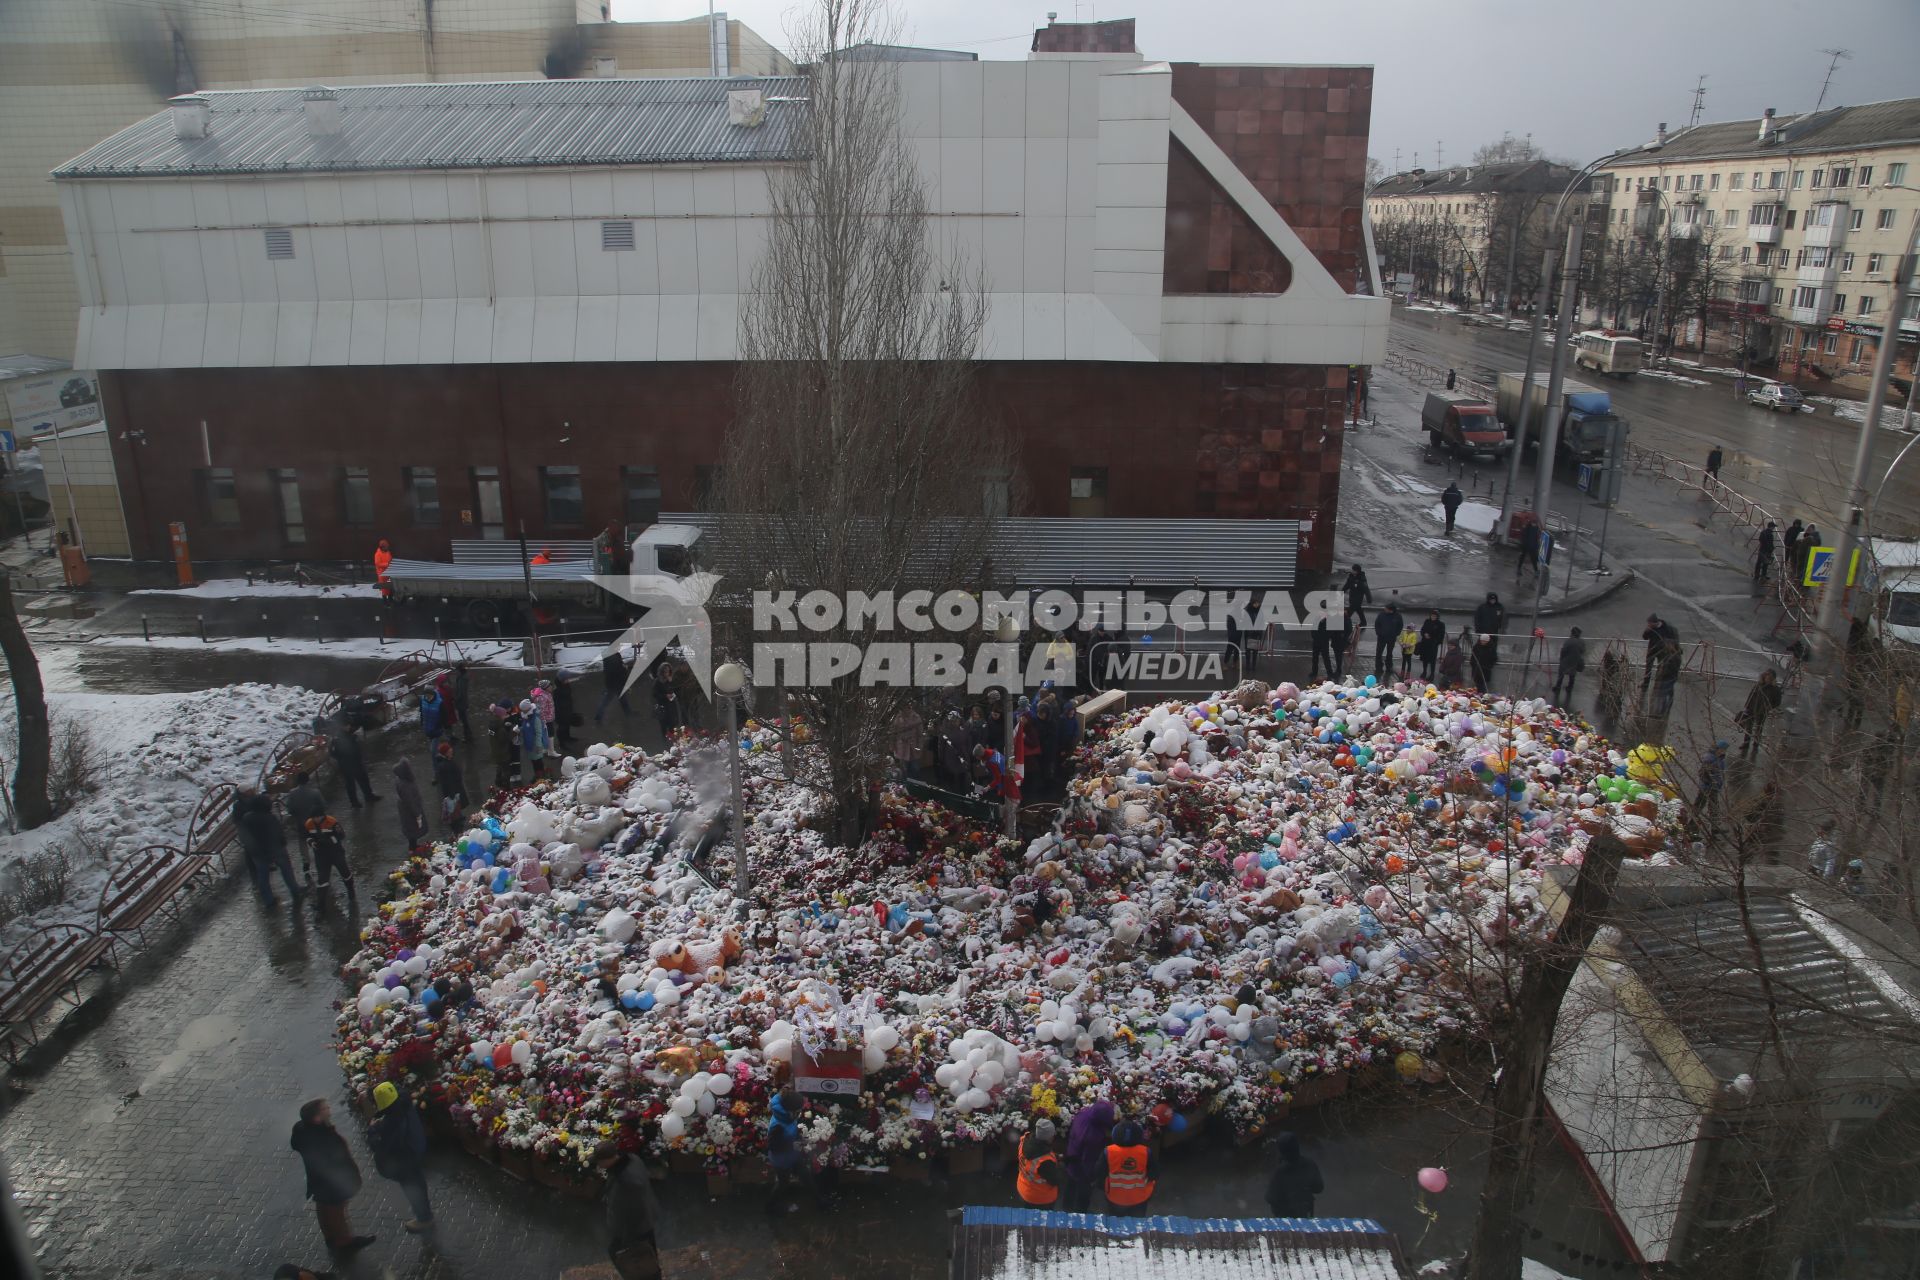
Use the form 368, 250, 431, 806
1395, 1051, 1423, 1079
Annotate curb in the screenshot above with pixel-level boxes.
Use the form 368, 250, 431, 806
1405, 566, 1636, 618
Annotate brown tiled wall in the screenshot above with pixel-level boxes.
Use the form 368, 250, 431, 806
1163, 138, 1294, 294
101, 360, 1346, 573
1166, 64, 1373, 292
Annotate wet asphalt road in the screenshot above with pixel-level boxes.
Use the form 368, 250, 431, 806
1390, 307, 1920, 539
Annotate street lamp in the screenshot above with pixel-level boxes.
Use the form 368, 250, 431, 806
995, 613, 1019, 837
712, 660, 750, 899
1495, 144, 1659, 540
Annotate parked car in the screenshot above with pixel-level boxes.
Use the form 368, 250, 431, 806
1747, 382, 1804, 412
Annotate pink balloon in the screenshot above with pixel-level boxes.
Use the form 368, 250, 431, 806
1417, 1166, 1449, 1194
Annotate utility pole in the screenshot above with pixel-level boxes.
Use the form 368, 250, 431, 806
1527, 214, 1587, 638
1793, 210, 1919, 737
1687, 75, 1707, 130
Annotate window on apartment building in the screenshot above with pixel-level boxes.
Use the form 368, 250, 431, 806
1751, 171, 1764, 189
272, 468, 305, 544
1850, 338, 1868, 362
1069, 467, 1109, 518
1842, 252, 1856, 271
1879, 208, 1898, 230
1769, 171, 1784, 189
1824, 333, 1839, 355
1785, 209, 1798, 229
263, 228, 295, 261
1792, 170, 1805, 189
1857, 166, 1873, 186
1757, 248, 1771, 267
1704, 208, 1717, 226
1859, 295, 1876, 316
1850, 209, 1865, 230
1728, 208, 1742, 225
1771, 286, 1785, 304
340, 466, 373, 527
1831, 167, 1851, 187
201, 467, 240, 527
1710, 173, 1721, 190
1691, 174, 1703, 190
1660, 176, 1671, 191
1753, 204, 1780, 227
1730, 173, 1744, 190
1792, 285, 1819, 310
1718, 244, 1733, 260
1741, 245, 1751, 263
403, 466, 440, 525
1802, 330, 1818, 351
541, 465, 584, 526
600, 221, 636, 252
1868, 253, 1884, 274
1834, 293, 1847, 313
1812, 170, 1825, 189
1803, 246, 1824, 268
620, 465, 661, 526
1888, 162, 1907, 185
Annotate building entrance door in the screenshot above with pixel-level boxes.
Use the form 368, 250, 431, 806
473, 467, 504, 539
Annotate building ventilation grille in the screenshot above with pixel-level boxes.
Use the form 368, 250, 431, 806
601, 220, 636, 252
263, 228, 295, 260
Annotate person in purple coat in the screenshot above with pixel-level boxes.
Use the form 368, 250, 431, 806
1062, 1098, 1116, 1213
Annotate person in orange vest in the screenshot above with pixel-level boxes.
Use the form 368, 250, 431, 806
530, 547, 553, 566
1103, 1119, 1158, 1212
373, 538, 394, 598
1015, 1119, 1061, 1206
528, 548, 557, 625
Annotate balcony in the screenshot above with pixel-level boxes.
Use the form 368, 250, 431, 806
1747, 202, 1784, 244
1669, 220, 1701, 240
1796, 264, 1839, 291
1804, 201, 1850, 248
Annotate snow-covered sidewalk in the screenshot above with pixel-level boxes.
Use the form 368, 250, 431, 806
131, 577, 382, 600
1809, 395, 1917, 433
0, 683, 326, 950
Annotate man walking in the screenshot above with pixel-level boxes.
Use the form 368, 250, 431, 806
290, 1098, 373, 1253
302, 811, 355, 894
431, 740, 468, 831
1310, 615, 1337, 682
283, 770, 326, 885
1753, 520, 1777, 586
1736, 669, 1783, 757
1705, 444, 1724, 482
367, 1082, 433, 1233
328, 723, 380, 810
1516, 520, 1542, 581
1265, 1132, 1324, 1218
235, 787, 302, 907
596, 645, 635, 723
1441, 482, 1464, 534
1783, 519, 1804, 575
1342, 564, 1372, 616
1552, 627, 1587, 703
1640, 614, 1679, 695
1373, 596, 1404, 680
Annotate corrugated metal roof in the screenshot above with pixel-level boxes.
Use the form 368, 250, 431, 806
1370, 160, 1576, 199
1606, 96, 1920, 166
951, 1208, 1409, 1280
54, 77, 808, 179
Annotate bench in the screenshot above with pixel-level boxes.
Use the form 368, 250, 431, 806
0, 923, 116, 1063
95, 845, 215, 952
369, 651, 452, 707
185, 782, 241, 871
261, 729, 330, 794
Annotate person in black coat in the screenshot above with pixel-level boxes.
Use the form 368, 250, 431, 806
367, 1083, 433, 1232
290, 1098, 373, 1252
1472, 592, 1507, 639
1310, 615, 1337, 682
1265, 1131, 1324, 1218
1753, 520, 1777, 584
1341, 565, 1372, 615
1416, 611, 1447, 681
451, 662, 474, 742
328, 724, 381, 809
1516, 520, 1542, 580
431, 741, 468, 830
596, 646, 634, 723
1441, 482, 1464, 534
603, 1151, 662, 1279
1640, 614, 1679, 692
235, 788, 302, 906
1372, 598, 1404, 679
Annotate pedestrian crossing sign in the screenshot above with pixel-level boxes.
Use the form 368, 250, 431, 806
1803, 546, 1860, 588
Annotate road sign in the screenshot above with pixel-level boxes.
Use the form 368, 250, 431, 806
0, 430, 15, 454
1803, 546, 1861, 588
1537, 529, 1554, 568
1577, 464, 1593, 493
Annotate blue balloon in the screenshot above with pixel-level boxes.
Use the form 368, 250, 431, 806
491, 868, 512, 893
420, 987, 441, 1006
1364, 675, 1378, 687
1331, 970, 1353, 988
1170, 1113, 1189, 1134
1259, 850, 1279, 870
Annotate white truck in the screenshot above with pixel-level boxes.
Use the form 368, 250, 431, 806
1868, 538, 1920, 648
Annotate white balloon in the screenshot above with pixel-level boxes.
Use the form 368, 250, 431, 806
934, 1062, 962, 1089
763, 1038, 793, 1063
670, 1095, 696, 1117
696, 1092, 715, 1116
680, 1075, 708, 1098
862, 1043, 887, 1072
869, 1025, 900, 1053
709, 1073, 734, 1096
472, 1040, 493, 1061
660, 1112, 686, 1140
975, 1060, 1005, 1088
511, 1040, 532, 1065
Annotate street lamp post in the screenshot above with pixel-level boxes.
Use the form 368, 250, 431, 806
1496, 147, 1655, 540
995, 614, 1019, 837
712, 660, 750, 900
1796, 209, 1920, 735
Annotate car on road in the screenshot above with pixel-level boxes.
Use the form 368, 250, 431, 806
1746, 382, 1804, 412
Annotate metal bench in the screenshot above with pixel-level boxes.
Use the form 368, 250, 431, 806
261, 729, 329, 794
369, 651, 451, 707
95, 845, 215, 952
0, 923, 116, 1063
185, 782, 241, 870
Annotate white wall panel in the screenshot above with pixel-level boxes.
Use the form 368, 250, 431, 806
610, 173, 656, 217
417, 299, 457, 364
897, 64, 941, 140
694, 220, 738, 294
410, 177, 451, 224
311, 300, 353, 364
273, 301, 317, 365
655, 222, 698, 293
695, 295, 735, 360
939, 140, 984, 214
981, 217, 1023, 295
157, 303, 207, 367
237, 303, 279, 366
490, 221, 535, 298
1064, 216, 1095, 294
613, 295, 659, 361
380, 226, 423, 301
732, 169, 772, 217
981, 62, 1027, 139
452, 299, 494, 363
525, 174, 572, 219
418, 226, 458, 299
307, 227, 352, 302
1022, 216, 1066, 293
449, 225, 490, 298
202, 303, 244, 366
570, 173, 614, 219
491, 296, 536, 361
347, 299, 388, 364
939, 62, 984, 140
691, 169, 734, 216
88, 307, 128, 368
977, 293, 1022, 361
574, 294, 617, 362
1022, 293, 1065, 360
982, 140, 1024, 214
200, 230, 244, 304
614, 220, 661, 294
1067, 63, 1101, 139
1098, 120, 1165, 166
1023, 64, 1070, 140
574, 223, 614, 297
344, 227, 385, 300
655, 296, 698, 360
529, 222, 578, 297
653, 171, 694, 216
384, 299, 422, 364
1024, 141, 1069, 217
530, 296, 577, 362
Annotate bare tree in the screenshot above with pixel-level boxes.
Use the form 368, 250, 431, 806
0, 571, 51, 828
716, 0, 1017, 841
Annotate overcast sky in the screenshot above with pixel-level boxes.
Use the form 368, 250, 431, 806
615, 0, 1919, 170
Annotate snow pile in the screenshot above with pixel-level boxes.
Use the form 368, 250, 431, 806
1810, 395, 1915, 432
339, 679, 1678, 1175
1428, 500, 1501, 536
0, 683, 326, 947
1635, 369, 1709, 388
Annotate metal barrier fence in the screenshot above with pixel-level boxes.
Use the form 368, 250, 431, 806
1382, 349, 1494, 404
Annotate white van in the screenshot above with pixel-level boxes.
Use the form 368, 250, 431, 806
1574, 331, 1644, 378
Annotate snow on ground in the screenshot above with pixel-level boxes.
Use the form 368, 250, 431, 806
1810, 395, 1917, 432
87, 634, 523, 666
1636, 369, 1709, 388
131, 578, 382, 600
0, 683, 326, 949
1428, 500, 1500, 536
1378, 471, 1442, 497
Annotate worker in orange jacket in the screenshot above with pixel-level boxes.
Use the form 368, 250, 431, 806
1015, 1119, 1062, 1206
373, 539, 394, 598
1103, 1119, 1158, 1212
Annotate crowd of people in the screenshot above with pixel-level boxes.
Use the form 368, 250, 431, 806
897, 684, 1085, 806
1308, 565, 1525, 699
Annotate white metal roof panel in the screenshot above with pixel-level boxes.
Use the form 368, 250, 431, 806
54, 78, 808, 179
